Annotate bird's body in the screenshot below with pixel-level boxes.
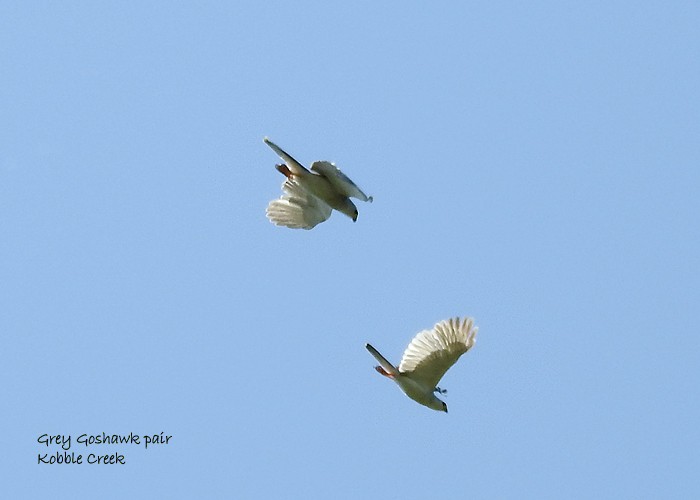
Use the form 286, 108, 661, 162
288, 167, 352, 214
366, 317, 478, 412
263, 137, 372, 229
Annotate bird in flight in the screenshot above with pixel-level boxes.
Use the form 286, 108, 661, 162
365, 317, 478, 412
263, 137, 372, 229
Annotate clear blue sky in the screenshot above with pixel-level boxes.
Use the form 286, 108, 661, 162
3, 1, 699, 498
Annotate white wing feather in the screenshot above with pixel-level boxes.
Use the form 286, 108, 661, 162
310, 161, 373, 202
266, 179, 332, 229
398, 317, 477, 389
264, 137, 309, 175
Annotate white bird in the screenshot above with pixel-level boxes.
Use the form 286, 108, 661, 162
365, 317, 478, 413
263, 137, 372, 229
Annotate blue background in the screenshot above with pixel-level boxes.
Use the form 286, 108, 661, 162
3, 1, 699, 498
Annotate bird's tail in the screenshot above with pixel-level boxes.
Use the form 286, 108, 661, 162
365, 344, 399, 377
264, 137, 308, 175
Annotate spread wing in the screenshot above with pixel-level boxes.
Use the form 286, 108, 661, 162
264, 137, 309, 175
266, 179, 332, 229
398, 317, 478, 389
365, 344, 400, 377
310, 161, 373, 202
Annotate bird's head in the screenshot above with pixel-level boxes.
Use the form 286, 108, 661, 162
338, 199, 359, 222
426, 395, 448, 413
